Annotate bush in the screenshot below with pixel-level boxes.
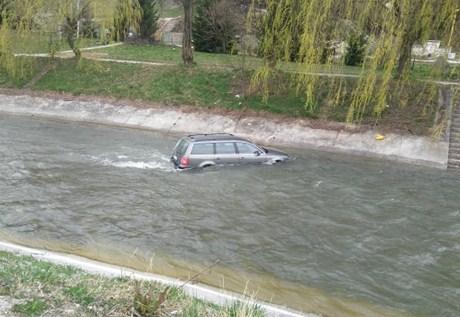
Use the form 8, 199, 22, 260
193, 0, 243, 54
139, 0, 159, 40
344, 33, 366, 66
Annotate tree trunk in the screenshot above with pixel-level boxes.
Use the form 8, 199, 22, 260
396, 36, 414, 79
67, 36, 81, 60
66, 32, 81, 60
182, 0, 193, 65
72, 46, 82, 60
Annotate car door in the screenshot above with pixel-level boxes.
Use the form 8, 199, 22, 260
215, 142, 239, 165
190, 142, 216, 167
235, 142, 267, 164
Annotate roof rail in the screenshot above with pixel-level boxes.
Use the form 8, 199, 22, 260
187, 133, 234, 138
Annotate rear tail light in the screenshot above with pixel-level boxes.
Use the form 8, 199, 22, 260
180, 156, 190, 168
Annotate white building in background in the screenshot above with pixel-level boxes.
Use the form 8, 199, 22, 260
412, 40, 456, 60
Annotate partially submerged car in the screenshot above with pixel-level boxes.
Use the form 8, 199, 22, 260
170, 133, 289, 169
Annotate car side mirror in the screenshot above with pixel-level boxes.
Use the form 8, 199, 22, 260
254, 151, 261, 156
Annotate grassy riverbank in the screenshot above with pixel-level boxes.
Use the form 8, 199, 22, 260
0, 251, 264, 317
0, 49, 450, 135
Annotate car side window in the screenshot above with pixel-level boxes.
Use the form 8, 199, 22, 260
236, 142, 259, 154
191, 143, 215, 155
216, 142, 236, 155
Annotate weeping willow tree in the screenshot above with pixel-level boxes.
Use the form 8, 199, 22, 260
113, 0, 142, 41
0, 0, 141, 80
0, 0, 12, 26
253, 0, 460, 124
0, 0, 45, 80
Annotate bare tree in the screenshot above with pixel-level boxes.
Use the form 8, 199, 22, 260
61, 0, 91, 59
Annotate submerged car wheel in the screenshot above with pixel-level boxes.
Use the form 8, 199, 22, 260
201, 164, 215, 168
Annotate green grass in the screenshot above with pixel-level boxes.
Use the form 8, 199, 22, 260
0, 251, 266, 317
65, 285, 95, 306
410, 62, 460, 81
91, 44, 460, 82
30, 58, 437, 135
13, 33, 103, 54
92, 44, 265, 68
0, 72, 30, 88
12, 299, 48, 317
0, 58, 52, 88
34, 59, 309, 116
0, 55, 439, 135
227, 302, 265, 317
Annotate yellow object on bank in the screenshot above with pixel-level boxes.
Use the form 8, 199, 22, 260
375, 134, 385, 141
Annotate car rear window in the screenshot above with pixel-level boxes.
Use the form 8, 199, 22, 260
236, 142, 259, 154
216, 142, 236, 154
175, 139, 190, 157
191, 143, 215, 155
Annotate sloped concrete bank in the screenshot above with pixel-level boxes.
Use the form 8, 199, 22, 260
0, 241, 316, 317
0, 92, 449, 168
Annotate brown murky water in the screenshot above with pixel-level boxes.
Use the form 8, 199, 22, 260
1, 113, 459, 317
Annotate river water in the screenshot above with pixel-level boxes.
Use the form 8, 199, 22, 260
0, 113, 459, 317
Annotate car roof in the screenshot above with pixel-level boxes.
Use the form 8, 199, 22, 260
184, 133, 249, 143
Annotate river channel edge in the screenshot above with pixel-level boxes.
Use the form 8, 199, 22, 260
0, 89, 450, 169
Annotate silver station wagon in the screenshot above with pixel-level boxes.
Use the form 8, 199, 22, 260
170, 133, 289, 169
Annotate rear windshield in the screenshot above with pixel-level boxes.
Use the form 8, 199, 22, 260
175, 139, 190, 157
191, 143, 215, 155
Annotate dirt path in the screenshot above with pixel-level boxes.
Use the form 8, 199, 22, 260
13, 42, 123, 59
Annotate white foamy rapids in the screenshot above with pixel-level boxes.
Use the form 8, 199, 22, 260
84, 152, 175, 172
102, 159, 173, 171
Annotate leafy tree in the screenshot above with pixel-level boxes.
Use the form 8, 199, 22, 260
193, 0, 242, 54
0, 0, 142, 80
0, 0, 45, 80
0, 0, 12, 26
80, 1, 98, 38
113, 0, 142, 41
344, 33, 366, 66
253, 0, 460, 122
139, 0, 159, 40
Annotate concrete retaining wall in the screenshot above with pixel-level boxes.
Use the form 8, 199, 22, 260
0, 93, 449, 168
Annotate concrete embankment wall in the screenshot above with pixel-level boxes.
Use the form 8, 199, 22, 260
0, 93, 449, 168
